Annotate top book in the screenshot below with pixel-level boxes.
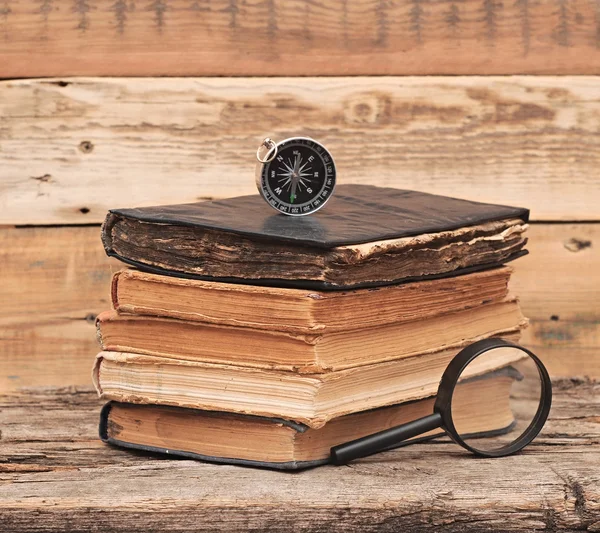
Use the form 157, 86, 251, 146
102, 185, 529, 289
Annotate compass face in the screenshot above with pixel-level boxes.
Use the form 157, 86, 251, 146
258, 138, 336, 216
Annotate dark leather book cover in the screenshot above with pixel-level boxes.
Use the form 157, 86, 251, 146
105, 185, 529, 247
102, 185, 529, 289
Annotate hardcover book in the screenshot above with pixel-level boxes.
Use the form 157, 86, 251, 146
97, 297, 526, 372
110, 266, 514, 333
101, 185, 529, 289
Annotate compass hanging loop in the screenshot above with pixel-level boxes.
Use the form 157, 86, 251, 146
256, 138, 278, 164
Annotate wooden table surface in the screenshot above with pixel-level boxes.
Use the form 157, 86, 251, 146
1, 379, 599, 532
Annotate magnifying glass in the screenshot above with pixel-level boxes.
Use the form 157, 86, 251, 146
330, 338, 552, 464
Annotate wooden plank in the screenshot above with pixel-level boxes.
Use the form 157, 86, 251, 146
512, 224, 600, 322
0, 226, 118, 390
511, 223, 600, 378
1, 76, 600, 224
1, 0, 600, 77
1, 223, 598, 392
1, 381, 599, 532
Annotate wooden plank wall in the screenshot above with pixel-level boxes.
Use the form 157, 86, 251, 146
1, 77, 599, 224
1, 1, 599, 391
2, 0, 600, 76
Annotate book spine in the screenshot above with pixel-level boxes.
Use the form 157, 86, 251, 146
111, 270, 122, 311
98, 402, 113, 441
91, 353, 104, 396
100, 212, 118, 256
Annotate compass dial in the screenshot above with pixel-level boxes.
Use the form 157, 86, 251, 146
257, 138, 336, 216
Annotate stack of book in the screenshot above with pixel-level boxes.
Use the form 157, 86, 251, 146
94, 185, 530, 469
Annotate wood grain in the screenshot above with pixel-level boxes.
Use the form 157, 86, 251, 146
1, 223, 598, 391
1, 76, 600, 224
512, 224, 600, 322
0, 226, 119, 391
1, 0, 600, 77
511, 223, 600, 378
1, 381, 599, 532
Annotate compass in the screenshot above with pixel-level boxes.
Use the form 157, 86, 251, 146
255, 137, 337, 216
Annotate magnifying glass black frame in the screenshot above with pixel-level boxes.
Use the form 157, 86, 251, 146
330, 338, 553, 465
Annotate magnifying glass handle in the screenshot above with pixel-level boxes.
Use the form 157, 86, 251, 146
330, 412, 443, 465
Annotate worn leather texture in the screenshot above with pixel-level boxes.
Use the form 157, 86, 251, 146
107, 185, 529, 249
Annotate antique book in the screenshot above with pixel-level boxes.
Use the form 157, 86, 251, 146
110, 266, 513, 333
92, 336, 523, 428
100, 369, 518, 470
96, 297, 526, 372
101, 185, 529, 289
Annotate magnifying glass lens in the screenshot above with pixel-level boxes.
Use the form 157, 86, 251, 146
450, 347, 543, 453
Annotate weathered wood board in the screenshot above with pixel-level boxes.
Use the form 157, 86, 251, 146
2, 0, 600, 77
1, 223, 598, 391
512, 223, 600, 378
1, 76, 600, 224
0, 226, 119, 391
1, 381, 598, 532
511, 224, 600, 322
